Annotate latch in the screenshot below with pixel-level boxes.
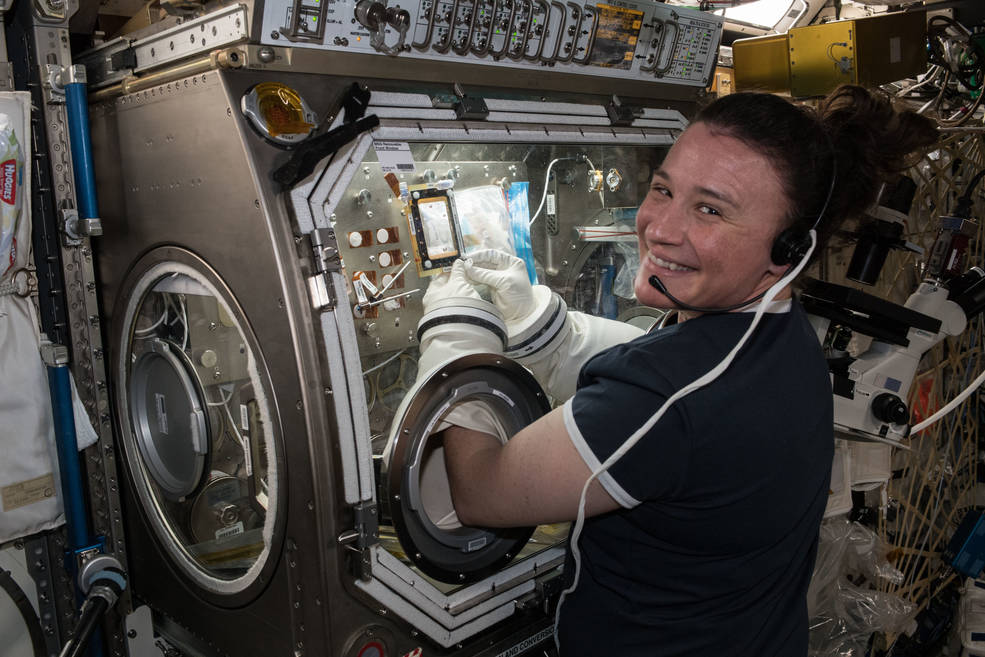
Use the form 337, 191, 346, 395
452, 83, 489, 120
110, 47, 137, 73
606, 96, 643, 127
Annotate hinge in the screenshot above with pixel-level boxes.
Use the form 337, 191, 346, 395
338, 500, 379, 580
309, 227, 341, 273
306, 228, 341, 310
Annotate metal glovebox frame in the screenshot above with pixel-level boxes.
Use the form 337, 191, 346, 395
290, 85, 685, 646
88, 67, 686, 656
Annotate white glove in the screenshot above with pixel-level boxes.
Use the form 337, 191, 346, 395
422, 258, 482, 311
462, 249, 534, 323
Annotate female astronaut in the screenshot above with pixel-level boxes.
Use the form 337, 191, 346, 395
421, 86, 938, 656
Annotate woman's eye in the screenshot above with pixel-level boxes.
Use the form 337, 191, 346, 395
650, 185, 670, 197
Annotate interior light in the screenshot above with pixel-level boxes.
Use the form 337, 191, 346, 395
717, 0, 798, 31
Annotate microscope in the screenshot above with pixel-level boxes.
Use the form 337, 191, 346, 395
802, 177, 985, 446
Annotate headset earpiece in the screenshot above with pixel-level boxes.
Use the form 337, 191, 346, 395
771, 227, 812, 267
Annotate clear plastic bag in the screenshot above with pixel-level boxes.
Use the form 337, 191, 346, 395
455, 184, 514, 256
808, 518, 914, 656
612, 240, 639, 300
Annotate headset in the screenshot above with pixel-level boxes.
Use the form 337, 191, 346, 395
648, 156, 838, 314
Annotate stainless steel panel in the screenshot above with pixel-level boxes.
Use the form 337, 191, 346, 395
91, 71, 339, 655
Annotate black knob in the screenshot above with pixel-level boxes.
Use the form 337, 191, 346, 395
354, 0, 387, 30
872, 393, 909, 425
386, 6, 411, 28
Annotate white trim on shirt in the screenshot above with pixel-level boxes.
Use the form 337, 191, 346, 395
562, 399, 642, 509
740, 298, 791, 314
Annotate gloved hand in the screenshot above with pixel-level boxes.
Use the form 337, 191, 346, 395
422, 258, 482, 312
462, 249, 534, 323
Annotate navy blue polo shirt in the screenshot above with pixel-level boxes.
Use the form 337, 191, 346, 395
557, 300, 833, 656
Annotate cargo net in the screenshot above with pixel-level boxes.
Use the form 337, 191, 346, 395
812, 131, 985, 654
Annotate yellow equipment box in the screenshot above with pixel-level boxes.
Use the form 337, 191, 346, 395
733, 10, 927, 97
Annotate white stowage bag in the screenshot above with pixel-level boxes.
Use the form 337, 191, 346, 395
0, 91, 99, 543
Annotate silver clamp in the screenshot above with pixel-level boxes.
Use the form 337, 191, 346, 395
40, 341, 70, 367
44, 64, 86, 100
62, 208, 104, 243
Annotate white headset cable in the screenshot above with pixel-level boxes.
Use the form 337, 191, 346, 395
553, 231, 818, 652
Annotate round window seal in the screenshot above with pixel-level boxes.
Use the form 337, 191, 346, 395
381, 353, 549, 584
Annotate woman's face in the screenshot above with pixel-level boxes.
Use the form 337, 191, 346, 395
634, 122, 792, 314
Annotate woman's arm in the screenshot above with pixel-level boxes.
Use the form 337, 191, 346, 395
442, 405, 621, 527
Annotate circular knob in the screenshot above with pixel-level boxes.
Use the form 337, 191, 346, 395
386, 6, 411, 27
872, 393, 909, 425
217, 504, 240, 525
354, 0, 387, 30
199, 349, 218, 368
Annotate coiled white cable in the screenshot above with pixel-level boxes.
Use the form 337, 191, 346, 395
553, 231, 818, 652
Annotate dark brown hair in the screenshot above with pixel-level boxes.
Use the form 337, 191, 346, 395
693, 85, 939, 256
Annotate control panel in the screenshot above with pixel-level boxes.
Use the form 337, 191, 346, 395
260, 0, 723, 86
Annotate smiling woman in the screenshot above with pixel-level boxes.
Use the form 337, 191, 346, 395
634, 123, 792, 315
636, 86, 938, 318
432, 85, 939, 657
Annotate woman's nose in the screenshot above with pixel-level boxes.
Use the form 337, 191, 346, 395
639, 199, 687, 245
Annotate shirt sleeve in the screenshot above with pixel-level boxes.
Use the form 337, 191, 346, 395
563, 346, 692, 508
